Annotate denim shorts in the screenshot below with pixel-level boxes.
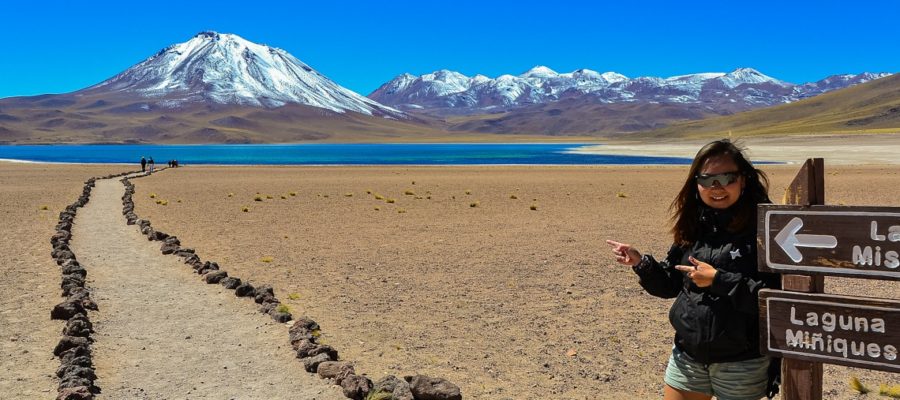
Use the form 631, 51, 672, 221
664, 346, 770, 400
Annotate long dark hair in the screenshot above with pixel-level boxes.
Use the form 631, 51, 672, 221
670, 139, 770, 246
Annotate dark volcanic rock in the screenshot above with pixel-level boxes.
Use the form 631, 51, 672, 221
204, 270, 228, 283
317, 361, 354, 380
372, 375, 415, 400
53, 336, 90, 357
341, 374, 374, 400
51, 301, 86, 320
405, 375, 462, 400
220, 277, 242, 289
301, 352, 334, 372
56, 385, 94, 399
234, 282, 255, 297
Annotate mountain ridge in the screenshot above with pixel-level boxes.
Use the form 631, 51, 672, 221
369, 66, 890, 116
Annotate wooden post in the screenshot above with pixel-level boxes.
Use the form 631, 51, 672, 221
781, 158, 825, 400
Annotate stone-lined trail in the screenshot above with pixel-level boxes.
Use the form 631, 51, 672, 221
69, 177, 344, 398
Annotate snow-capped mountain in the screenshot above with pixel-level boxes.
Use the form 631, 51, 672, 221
83, 31, 402, 117
369, 66, 891, 115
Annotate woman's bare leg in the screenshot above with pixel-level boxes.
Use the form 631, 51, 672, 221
664, 384, 713, 400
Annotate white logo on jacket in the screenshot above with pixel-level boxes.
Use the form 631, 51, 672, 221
730, 249, 742, 260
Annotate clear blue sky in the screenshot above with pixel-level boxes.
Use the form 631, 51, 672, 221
1, 0, 897, 98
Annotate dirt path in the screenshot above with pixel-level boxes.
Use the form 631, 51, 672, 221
69, 177, 344, 399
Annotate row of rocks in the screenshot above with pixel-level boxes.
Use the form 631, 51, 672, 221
50, 171, 138, 400
121, 172, 462, 400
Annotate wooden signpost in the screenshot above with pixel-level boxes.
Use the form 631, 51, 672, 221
758, 158, 900, 399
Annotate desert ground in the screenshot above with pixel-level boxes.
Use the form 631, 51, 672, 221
0, 163, 125, 397
3, 155, 900, 399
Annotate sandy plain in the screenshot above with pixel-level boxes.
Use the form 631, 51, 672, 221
0, 163, 125, 398
3, 153, 900, 399
127, 163, 900, 399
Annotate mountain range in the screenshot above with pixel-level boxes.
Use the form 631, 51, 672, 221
370, 67, 890, 116
0, 31, 895, 143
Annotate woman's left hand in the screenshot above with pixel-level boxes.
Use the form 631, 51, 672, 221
675, 256, 717, 288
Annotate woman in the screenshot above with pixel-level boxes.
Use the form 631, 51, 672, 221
607, 139, 780, 400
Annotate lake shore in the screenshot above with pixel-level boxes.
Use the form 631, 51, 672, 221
577, 133, 900, 165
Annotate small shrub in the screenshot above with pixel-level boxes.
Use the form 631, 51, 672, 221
411, 181, 416, 185
39, 205, 49, 211
254, 195, 263, 201
386, 198, 395, 204
160, 200, 168, 206
374, 193, 384, 200
241, 206, 249, 212
261, 256, 274, 263
149, 193, 157, 199
530, 204, 537, 211
366, 189, 372, 194
275, 304, 291, 314
289, 191, 297, 196
880, 384, 900, 398
510, 194, 518, 199
470, 201, 479, 208
426, 196, 432, 200
397, 208, 406, 214
465, 190, 471, 195
404, 189, 415, 196
850, 376, 870, 394
616, 192, 628, 198
176, 199, 182, 203
344, 193, 353, 197
265, 195, 273, 199
366, 391, 394, 400
228, 193, 234, 197
287, 293, 301, 300
323, 194, 329, 198
374, 206, 380, 211
280, 195, 287, 199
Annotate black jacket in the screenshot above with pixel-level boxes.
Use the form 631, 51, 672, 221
633, 206, 780, 364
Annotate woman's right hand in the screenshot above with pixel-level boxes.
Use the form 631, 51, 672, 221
605, 240, 642, 267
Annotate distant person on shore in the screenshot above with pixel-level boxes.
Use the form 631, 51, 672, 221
606, 139, 781, 400
148, 157, 155, 174
140, 156, 147, 172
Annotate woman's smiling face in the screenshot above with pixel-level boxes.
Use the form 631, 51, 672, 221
696, 155, 744, 209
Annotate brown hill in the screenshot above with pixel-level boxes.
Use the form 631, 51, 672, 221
0, 91, 530, 144
440, 99, 729, 136
636, 73, 900, 139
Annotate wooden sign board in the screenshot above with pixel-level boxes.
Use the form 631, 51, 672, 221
758, 204, 900, 280
760, 289, 900, 373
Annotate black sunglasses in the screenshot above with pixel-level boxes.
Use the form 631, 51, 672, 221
695, 171, 740, 188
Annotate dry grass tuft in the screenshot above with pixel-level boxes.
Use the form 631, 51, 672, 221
510, 194, 518, 199
287, 293, 301, 300
850, 376, 870, 394
344, 193, 354, 197
39, 205, 49, 211
289, 191, 297, 196
241, 206, 250, 212
254, 195, 263, 201
616, 192, 628, 198
149, 193, 157, 199
275, 304, 291, 314
404, 189, 415, 196
260, 256, 274, 263
530, 204, 538, 211
470, 201, 479, 208
386, 198, 396, 204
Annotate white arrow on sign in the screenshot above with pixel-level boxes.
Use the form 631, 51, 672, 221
774, 217, 838, 262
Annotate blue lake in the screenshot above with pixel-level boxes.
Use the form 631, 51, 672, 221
0, 144, 693, 165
